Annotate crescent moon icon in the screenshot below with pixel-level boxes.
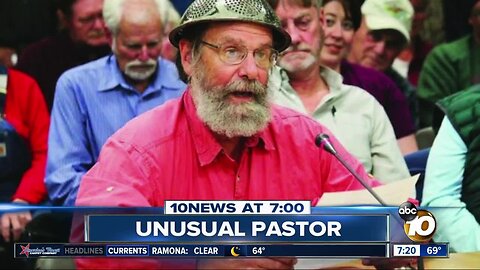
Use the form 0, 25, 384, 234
231, 246, 240, 257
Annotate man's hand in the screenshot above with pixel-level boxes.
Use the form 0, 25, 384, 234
198, 257, 297, 269
0, 199, 32, 242
362, 257, 417, 269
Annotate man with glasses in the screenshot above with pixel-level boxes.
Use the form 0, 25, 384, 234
45, 0, 186, 207
17, 0, 111, 111
347, 0, 418, 137
73, 0, 381, 268
267, 0, 410, 183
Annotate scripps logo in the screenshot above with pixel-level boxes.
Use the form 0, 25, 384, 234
398, 202, 436, 242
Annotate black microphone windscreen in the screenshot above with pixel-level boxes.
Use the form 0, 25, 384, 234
315, 133, 329, 147
315, 133, 337, 155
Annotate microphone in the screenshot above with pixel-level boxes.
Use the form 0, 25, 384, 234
316, 134, 425, 269
315, 133, 386, 206
315, 133, 337, 155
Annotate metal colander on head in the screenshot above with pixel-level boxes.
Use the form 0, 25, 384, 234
169, 0, 291, 52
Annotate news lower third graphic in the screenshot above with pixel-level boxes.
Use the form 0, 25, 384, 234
392, 243, 449, 257
393, 202, 448, 258
6, 201, 450, 260
15, 243, 388, 258
15, 243, 450, 258
86, 214, 388, 242
397, 202, 436, 242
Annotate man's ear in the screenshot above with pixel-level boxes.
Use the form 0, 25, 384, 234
318, 7, 325, 27
178, 39, 195, 77
56, 9, 69, 30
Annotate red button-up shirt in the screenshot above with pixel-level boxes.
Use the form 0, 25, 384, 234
76, 89, 379, 207
74, 89, 380, 269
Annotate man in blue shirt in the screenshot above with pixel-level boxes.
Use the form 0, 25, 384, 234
46, 0, 186, 206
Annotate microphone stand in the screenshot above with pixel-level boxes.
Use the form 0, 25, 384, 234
315, 134, 386, 206
315, 134, 423, 270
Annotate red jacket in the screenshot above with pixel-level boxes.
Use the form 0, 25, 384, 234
5, 69, 50, 203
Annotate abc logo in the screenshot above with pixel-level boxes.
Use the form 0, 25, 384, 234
398, 202, 436, 242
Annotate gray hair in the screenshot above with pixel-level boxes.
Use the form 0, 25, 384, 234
103, 0, 176, 36
266, 0, 323, 10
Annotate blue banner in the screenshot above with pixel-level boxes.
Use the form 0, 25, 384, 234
85, 215, 388, 242
419, 244, 448, 257
15, 243, 388, 258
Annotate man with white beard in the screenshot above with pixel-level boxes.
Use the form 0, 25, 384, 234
267, 0, 410, 183
46, 0, 186, 206
73, 0, 381, 268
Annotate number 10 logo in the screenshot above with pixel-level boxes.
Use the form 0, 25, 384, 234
398, 202, 436, 242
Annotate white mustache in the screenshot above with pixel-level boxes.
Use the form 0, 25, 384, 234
222, 80, 266, 96
126, 59, 157, 68
280, 44, 312, 56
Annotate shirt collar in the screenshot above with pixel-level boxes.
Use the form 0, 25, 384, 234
273, 65, 345, 101
97, 55, 185, 93
253, 127, 275, 151
319, 66, 344, 95
183, 88, 275, 166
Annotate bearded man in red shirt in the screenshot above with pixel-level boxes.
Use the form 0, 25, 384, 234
74, 0, 384, 268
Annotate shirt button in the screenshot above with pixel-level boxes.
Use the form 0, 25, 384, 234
106, 186, 114, 192
236, 175, 240, 181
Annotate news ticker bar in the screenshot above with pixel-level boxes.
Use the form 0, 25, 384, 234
392, 243, 449, 257
15, 243, 388, 258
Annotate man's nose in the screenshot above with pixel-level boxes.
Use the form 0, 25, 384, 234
238, 53, 260, 81
138, 46, 150, 62
372, 40, 386, 55
91, 16, 105, 30
285, 22, 301, 45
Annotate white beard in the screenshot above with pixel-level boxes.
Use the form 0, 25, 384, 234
124, 59, 157, 80
190, 63, 272, 138
278, 52, 316, 73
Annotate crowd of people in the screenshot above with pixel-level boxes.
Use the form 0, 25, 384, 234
0, 0, 479, 268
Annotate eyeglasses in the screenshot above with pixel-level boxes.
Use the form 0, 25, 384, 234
201, 41, 278, 69
367, 31, 405, 51
77, 13, 103, 26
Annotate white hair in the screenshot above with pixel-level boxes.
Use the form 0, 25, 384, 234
103, 0, 177, 36
162, 1, 181, 28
